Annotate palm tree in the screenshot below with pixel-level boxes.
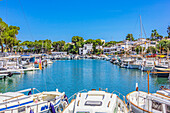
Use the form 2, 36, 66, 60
167, 26, 170, 38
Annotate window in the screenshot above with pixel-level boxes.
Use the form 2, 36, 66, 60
152, 100, 162, 111
166, 105, 170, 113
18, 106, 26, 112
85, 101, 102, 106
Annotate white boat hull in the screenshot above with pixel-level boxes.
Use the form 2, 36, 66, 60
130, 102, 148, 113
141, 66, 153, 71
127, 65, 139, 69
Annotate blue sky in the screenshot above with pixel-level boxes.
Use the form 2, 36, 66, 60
0, 0, 170, 42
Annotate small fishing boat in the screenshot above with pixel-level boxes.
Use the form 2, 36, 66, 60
46, 59, 53, 64
0, 67, 13, 78
62, 89, 129, 113
154, 67, 170, 77
0, 88, 68, 113
126, 87, 170, 113
127, 70, 170, 113
120, 62, 128, 68
0, 74, 9, 79
141, 60, 155, 71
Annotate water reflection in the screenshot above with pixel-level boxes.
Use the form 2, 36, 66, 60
0, 59, 169, 97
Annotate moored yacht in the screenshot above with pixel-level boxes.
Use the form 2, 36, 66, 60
154, 60, 170, 77
62, 89, 129, 113
141, 60, 155, 71
0, 88, 68, 113
127, 55, 143, 69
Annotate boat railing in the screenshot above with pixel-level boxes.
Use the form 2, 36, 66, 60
99, 88, 108, 92
112, 90, 126, 103
129, 92, 170, 112
67, 89, 87, 101
0, 96, 64, 113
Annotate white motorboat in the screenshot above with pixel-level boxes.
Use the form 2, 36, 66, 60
62, 89, 129, 113
120, 62, 128, 68
126, 87, 170, 113
46, 59, 53, 64
127, 56, 143, 69
0, 88, 68, 113
0, 74, 9, 79
141, 60, 155, 71
0, 67, 13, 78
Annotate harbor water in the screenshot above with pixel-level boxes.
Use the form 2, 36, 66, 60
0, 59, 169, 97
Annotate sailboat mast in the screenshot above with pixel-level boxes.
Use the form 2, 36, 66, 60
140, 15, 144, 54
140, 15, 143, 38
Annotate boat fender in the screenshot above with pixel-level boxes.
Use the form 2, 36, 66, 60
64, 95, 68, 104
136, 83, 138, 91
30, 109, 34, 113
28, 90, 32, 95
50, 103, 55, 113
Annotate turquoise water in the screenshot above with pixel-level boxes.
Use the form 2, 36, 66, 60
0, 59, 169, 97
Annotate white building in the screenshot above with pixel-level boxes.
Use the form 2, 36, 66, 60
103, 47, 117, 54
137, 38, 147, 42
51, 52, 67, 55
96, 45, 103, 49
79, 44, 93, 55
138, 41, 157, 52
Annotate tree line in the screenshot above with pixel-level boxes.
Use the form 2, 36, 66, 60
1, 17, 170, 54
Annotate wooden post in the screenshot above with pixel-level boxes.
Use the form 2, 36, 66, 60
147, 71, 150, 111
168, 48, 169, 68
147, 71, 150, 94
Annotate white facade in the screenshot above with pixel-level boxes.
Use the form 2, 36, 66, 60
96, 45, 103, 49
137, 38, 147, 42
103, 47, 117, 54
79, 44, 93, 55
139, 41, 157, 52
51, 52, 67, 55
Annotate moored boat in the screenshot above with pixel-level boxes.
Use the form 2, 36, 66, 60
0, 88, 68, 113
126, 88, 170, 113
62, 89, 129, 113
154, 67, 170, 77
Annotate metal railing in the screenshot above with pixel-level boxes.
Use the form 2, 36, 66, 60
112, 90, 126, 103
67, 89, 87, 101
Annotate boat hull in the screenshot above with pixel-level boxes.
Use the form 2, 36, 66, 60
141, 66, 153, 71
129, 102, 148, 113
127, 65, 139, 69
